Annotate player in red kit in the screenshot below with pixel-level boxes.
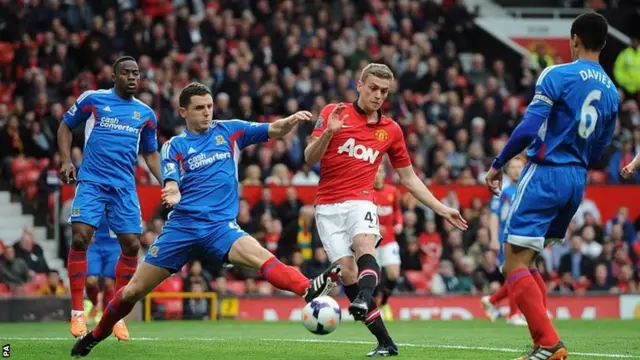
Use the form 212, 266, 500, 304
373, 164, 403, 321
305, 63, 467, 357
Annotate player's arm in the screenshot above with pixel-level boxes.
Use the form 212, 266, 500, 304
392, 190, 403, 234
141, 111, 162, 184
491, 68, 563, 170
389, 126, 467, 230
267, 111, 313, 138
58, 91, 93, 182
160, 139, 181, 207
488, 196, 501, 253
304, 103, 346, 166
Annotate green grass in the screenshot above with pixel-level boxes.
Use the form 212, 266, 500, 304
1, 320, 639, 359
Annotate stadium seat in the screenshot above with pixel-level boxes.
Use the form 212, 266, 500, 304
404, 271, 428, 293
25, 184, 38, 201
0, 283, 10, 295
11, 157, 30, 176
226, 280, 246, 295
37, 158, 50, 171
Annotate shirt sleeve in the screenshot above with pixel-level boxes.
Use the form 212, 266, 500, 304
160, 138, 181, 186
311, 104, 335, 138
140, 110, 159, 153
526, 66, 565, 119
387, 124, 412, 169
490, 195, 501, 215
62, 91, 94, 129
230, 120, 270, 149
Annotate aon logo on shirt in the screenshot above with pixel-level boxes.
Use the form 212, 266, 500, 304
337, 138, 380, 164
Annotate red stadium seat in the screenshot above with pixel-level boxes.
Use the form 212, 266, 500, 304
25, 184, 38, 201
404, 271, 428, 293
14, 173, 28, 190
226, 280, 246, 295
32, 273, 48, 286
38, 158, 50, 170
589, 170, 607, 184
25, 169, 40, 185
0, 283, 10, 295
11, 157, 30, 175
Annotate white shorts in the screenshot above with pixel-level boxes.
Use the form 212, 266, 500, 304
315, 200, 381, 262
376, 242, 401, 267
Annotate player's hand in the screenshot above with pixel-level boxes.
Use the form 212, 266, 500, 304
393, 223, 403, 234
60, 161, 76, 184
161, 183, 181, 207
489, 237, 500, 253
621, 161, 637, 179
326, 103, 348, 135
441, 207, 468, 231
286, 111, 314, 125
485, 167, 503, 196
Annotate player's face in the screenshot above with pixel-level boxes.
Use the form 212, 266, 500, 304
506, 158, 524, 183
357, 76, 391, 112
181, 94, 214, 133
113, 60, 140, 95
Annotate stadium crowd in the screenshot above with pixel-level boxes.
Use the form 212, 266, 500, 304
0, 0, 639, 314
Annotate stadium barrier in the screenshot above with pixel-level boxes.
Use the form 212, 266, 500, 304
60, 185, 640, 223
2, 294, 638, 323
143, 292, 219, 322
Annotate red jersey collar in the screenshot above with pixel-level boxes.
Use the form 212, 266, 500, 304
353, 100, 382, 125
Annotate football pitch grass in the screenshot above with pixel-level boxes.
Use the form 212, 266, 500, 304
1, 320, 639, 359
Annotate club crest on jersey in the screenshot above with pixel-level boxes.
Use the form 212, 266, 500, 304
216, 135, 227, 145
315, 116, 324, 129
72, 208, 80, 216
133, 111, 141, 120
388, 194, 394, 202
375, 129, 388, 142
148, 245, 159, 257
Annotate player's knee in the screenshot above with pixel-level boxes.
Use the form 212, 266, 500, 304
86, 276, 98, 286
352, 235, 376, 257
71, 231, 91, 250
103, 278, 115, 290
118, 234, 140, 256
385, 266, 400, 280
337, 258, 358, 285
122, 283, 144, 303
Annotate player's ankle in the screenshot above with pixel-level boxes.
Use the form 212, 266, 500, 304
72, 310, 85, 316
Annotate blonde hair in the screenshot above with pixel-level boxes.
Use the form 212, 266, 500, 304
360, 63, 394, 82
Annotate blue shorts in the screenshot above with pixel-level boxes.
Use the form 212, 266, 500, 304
144, 219, 248, 273
506, 163, 586, 252
87, 242, 120, 279
70, 181, 142, 234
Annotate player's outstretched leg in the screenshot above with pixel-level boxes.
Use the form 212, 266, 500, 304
349, 234, 382, 322
227, 236, 341, 301
112, 234, 141, 342
71, 262, 170, 357
503, 243, 567, 360
481, 283, 507, 322
68, 223, 95, 338
337, 254, 397, 357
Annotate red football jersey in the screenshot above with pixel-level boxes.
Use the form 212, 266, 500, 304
312, 102, 412, 205
374, 184, 403, 246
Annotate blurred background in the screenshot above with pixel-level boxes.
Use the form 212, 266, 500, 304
0, 0, 640, 322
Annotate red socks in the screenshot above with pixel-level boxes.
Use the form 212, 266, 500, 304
489, 282, 509, 305
530, 268, 547, 308
67, 248, 87, 311
260, 257, 310, 297
93, 287, 135, 340
508, 267, 559, 347
115, 253, 138, 291
86, 282, 100, 307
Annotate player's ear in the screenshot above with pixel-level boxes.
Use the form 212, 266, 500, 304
178, 107, 187, 119
356, 79, 362, 92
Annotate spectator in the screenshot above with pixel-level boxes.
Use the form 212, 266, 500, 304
588, 263, 613, 292
13, 228, 50, 274
303, 247, 330, 279
291, 163, 319, 185
613, 37, 640, 98
36, 270, 66, 295
558, 235, 595, 283
0, 247, 31, 289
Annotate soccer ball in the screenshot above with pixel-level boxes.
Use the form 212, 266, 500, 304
301, 296, 341, 335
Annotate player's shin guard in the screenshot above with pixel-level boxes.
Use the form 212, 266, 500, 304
68, 248, 87, 312
115, 253, 138, 292
93, 288, 135, 340
356, 254, 380, 301
530, 268, 547, 308
261, 257, 310, 297
344, 284, 394, 345
508, 268, 559, 347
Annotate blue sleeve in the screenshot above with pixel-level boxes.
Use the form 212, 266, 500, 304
492, 67, 564, 169
161, 138, 181, 186
141, 110, 159, 153
62, 91, 94, 129
231, 120, 270, 149
489, 195, 501, 215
